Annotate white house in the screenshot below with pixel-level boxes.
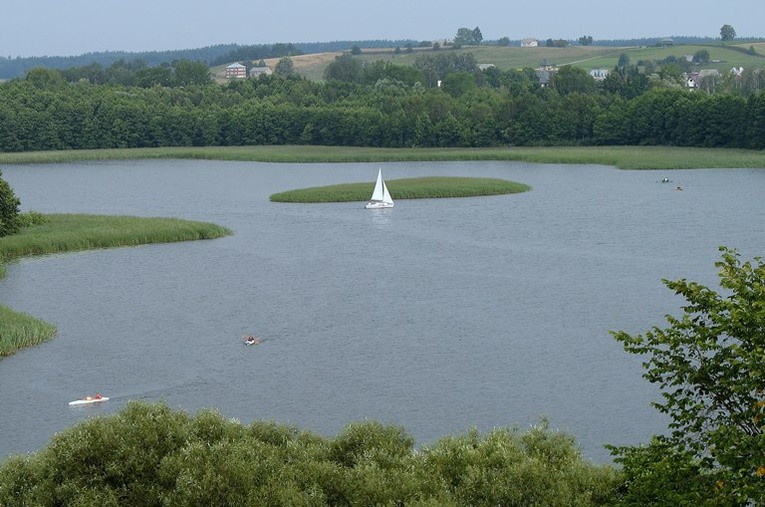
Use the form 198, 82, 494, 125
225, 63, 247, 79
521, 38, 538, 48
589, 69, 609, 80
249, 67, 273, 78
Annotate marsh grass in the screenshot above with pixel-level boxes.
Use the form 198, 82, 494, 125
0, 214, 231, 262
270, 176, 531, 203
0, 214, 232, 357
0, 307, 57, 357
1, 145, 765, 169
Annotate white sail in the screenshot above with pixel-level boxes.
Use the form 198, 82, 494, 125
365, 169, 394, 208
371, 169, 385, 201
381, 179, 393, 204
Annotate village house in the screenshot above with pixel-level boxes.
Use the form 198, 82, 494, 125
589, 69, 609, 80
521, 38, 538, 48
225, 63, 247, 79
535, 60, 558, 87
249, 66, 273, 78
685, 69, 722, 89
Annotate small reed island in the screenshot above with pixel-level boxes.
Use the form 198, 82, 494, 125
270, 176, 531, 203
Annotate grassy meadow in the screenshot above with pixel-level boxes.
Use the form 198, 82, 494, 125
238, 43, 765, 80
2, 145, 765, 170
271, 176, 531, 203
0, 214, 232, 357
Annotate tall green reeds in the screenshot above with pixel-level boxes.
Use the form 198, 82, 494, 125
0, 214, 231, 262
270, 176, 531, 203
0, 307, 57, 357
1, 145, 765, 169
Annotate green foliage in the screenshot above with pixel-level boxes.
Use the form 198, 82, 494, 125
274, 56, 295, 76
0, 305, 57, 356
721, 24, 736, 42
3, 145, 765, 170
693, 49, 711, 64
608, 437, 719, 505
323, 53, 363, 82
0, 402, 620, 506
551, 66, 596, 95
454, 27, 483, 46
611, 247, 765, 505
16, 211, 49, 228
0, 170, 21, 237
3, 55, 765, 152
422, 421, 620, 506
0, 214, 231, 262
578, 35, 594, 46
414, 52, 479, 86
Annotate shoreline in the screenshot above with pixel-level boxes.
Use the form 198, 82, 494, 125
1, 145, 764, 170
0, 214, 232, 357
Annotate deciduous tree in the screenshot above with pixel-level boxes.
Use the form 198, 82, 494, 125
721, 24, 736, 42
611, 247, 765, 505
0, 170, 21, 237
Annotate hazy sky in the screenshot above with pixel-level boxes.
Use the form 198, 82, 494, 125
2, 0, 763, 57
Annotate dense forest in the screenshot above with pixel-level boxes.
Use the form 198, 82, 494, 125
1, 51, 764, 153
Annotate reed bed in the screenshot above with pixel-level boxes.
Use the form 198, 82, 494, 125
0, 214, 231, 357
270, 176, 531, 203
1, 145, 765, 169
0, 306, 57, 357
0, 214, 231, 262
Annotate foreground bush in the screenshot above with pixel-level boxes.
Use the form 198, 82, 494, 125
0, 402, 620, 506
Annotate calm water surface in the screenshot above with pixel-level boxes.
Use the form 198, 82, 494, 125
1, 160, 763, 462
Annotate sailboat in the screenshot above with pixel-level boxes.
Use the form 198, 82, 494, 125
365, 168, 395, 209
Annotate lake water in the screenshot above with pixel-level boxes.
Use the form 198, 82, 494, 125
1, 159, 763, 463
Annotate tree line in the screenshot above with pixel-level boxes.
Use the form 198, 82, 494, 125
1, 55, 765, 153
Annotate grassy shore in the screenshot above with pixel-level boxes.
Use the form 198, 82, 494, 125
1, 145, 765, 170
0, 214, 232, 357
271, 176, 531, 203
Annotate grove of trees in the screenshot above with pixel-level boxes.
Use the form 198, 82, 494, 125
2, 53, 765, 154
0, 402, 619, 505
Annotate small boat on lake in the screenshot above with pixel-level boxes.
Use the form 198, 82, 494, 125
244, 335, 262, 346
69, 394, 108, 406
365, 168, 394, 209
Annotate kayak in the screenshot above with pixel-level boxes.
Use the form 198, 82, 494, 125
68, 397, 109, 406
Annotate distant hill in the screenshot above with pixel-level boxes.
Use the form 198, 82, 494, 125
2, 37, 763, 80
0, 40, 422, 79
0, 45, 241, 79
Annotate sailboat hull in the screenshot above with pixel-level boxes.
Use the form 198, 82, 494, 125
365, 201, 395, 209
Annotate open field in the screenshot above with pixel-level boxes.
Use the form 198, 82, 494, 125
211, 52, 342, 83
209, 42, 765, 81
2, 145, 765, 170
270, 176, 531, 203
0, 214, 232, 357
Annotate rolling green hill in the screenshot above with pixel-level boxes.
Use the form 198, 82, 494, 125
263, 42, 765, 81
